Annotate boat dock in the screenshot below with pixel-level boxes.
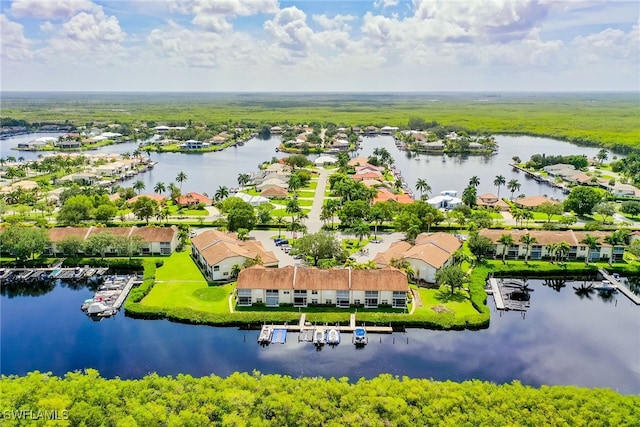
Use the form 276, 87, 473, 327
0, 266, 109, 284
488, 278, 530, 311
81, 275, 138, 319
599, 269, 640, 305
509, 163, 570, 193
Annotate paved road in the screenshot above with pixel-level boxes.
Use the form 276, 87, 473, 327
306, 167, 330, 233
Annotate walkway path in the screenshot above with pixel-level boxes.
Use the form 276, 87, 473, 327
306, 167, 331, 233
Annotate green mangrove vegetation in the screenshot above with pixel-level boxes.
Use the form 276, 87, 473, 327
1, 370, 638, 426
2, 92, 639, 152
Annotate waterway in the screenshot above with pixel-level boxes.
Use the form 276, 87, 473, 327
1, 277, 639, 393
1, 133, 609, 199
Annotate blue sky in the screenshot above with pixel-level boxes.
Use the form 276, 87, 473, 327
1, 0, 638, 91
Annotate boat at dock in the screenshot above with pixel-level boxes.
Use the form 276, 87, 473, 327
593, 280, 617, 292
326, 329, 340, 345
353, 327, 367, 346
258, 325, 273, 344
313, 329, 326, 346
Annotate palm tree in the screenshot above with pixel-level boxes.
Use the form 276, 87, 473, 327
555, 241, 571, 264
507, 179, 521, 200
322, 199, 341, 230
415, 178, 431, 200
546, 242, 560, 263
581, 234, 600, 265
214, 186, 229, 202
352, 220, 370, 247
493, 175, 506, 198
133, 180, 145, 195
237, 173, 250, 188
154, 182, 166, 195
497, 233, 515, 264
275, 216, 286, 238
519, 233, 537, 264
175, 171, 187, 191
469, 176, 480, 188
596, 148, 608, 165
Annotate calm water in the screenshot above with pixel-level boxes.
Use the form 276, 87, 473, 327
1, 133, 609, 198
1, 278, 638, 393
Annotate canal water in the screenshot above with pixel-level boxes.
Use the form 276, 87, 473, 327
1, 278, 639, 394
1, 133, 608, 199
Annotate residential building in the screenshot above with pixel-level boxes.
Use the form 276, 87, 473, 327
46, 225, 179, 256
236, 265, 409, 308
513, 195, 556, 209
373, 232, 462, 284
175, 192, 212, 207
191, 230, 278, 281
479, 229, 626, 262
476, 193, 510, 211
612, 183, 639, 197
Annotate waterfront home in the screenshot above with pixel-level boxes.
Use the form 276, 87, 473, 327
17, 137, 56, 150
426, 194, 463, 210
236, 265, 408, 308
314, 155, 338, 166
56, 172, 98, 186
347, 157, 371, 167
176, 192, 212, 207
543, 164, 576, 177
260, 185, 288, 199
180, 140, 210, 150
233, 192, 270, 206
256, 178, 288, 190
380, 126, 399, 134
479, 229, 625, 262
476, 193, 510, 211
612, 183, 639, 197
373, 232, 462, 284
373, 188, 414, 204
191, 230, 278, 281
46, 225, 180, 256
127, 194, 167, 205
513, 195, 556, 209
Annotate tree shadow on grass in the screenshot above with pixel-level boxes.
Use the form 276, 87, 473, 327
434, 288, 468, 303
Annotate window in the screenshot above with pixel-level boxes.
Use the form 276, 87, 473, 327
311, 290, 318, 295
393, 291, 407, 308
336, 290, 350, 308
311, 299, 318, 304
266, 290, 279, 307
223, 272, 228, 276
213, 266, 220, 271
237, 289, 252, 306
325, 299, 332, 305
365, 291, 379, 308
294, 290, 307, 307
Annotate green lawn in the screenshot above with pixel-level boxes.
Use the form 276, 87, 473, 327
414, 286, 479, 318
142, 251, 233, 313
297, 191, 315, 198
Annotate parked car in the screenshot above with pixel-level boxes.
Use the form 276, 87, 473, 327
275, 239, 289, 246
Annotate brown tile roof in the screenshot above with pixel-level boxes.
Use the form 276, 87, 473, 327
127, 194, 167, 204
374, 233, 461, 269
373, 188, 414, 204
175, 192, 212, 206
131, 225, 178, 242
479, 229, 579, 246
260, 185, 288, 198
88, 227, 132, 238
514, 196, 556, 208
48, 227, 92, 242
352, 171, 383, 181
348, 157, 370, 166
573, 231, 614, 247
192, 230, 278, 267
236, 266, 408, 292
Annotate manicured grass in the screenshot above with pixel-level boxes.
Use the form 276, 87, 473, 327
414, 286, 480, 318
297, 191, 315, 198
142, 251, 234, 313
303, 181, 318, 190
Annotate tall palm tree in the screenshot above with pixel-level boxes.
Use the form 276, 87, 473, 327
555, 241, 571, 264
175, 171, 187, 191
497, 234, 515, 263
494, 175, 506, 198
581, 234, 600, 265
237, 173, 250, 188
154, 182, 166, 195
214, 185, 229, 202
133, 180, 145, 195
519, 233, 537, 264
415, 178, 431, 200
507, 179, 521, 200
275, 216, 286, 238
469, 176, 480, 187
596, 148, 608, 165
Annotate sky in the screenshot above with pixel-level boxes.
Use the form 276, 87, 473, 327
1, 0, 638, 92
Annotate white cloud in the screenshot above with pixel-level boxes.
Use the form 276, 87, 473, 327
40, 21, 55, 32
171, 0, 279, 32
312, 14, 355, 31
374, 0, 399, 9
11, 0, 98, 20
264, 6, 313, 53
572, 24, 640, 63
0, 14, 33, 61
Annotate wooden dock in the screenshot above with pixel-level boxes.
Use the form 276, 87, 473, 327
267, 312, 392, 335
112, 275, 137, 310
599, 269, 640, 305
489, 278, 505, 309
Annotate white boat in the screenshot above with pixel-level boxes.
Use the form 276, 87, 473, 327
594, 280, 617, 292
86, 302, 110, 315
313, 329, 326, 346
353, 327, 367, 346
326, 329, 340, 345
258, 326, 273, 344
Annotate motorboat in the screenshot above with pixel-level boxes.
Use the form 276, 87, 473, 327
326, 329, 340, 345
258, 326, 273, 344
594, 280, 617, 292
80, 299, 94, 311
313, 329, 326, 346
353, 327, 367, 346
86, 302, 110, 316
